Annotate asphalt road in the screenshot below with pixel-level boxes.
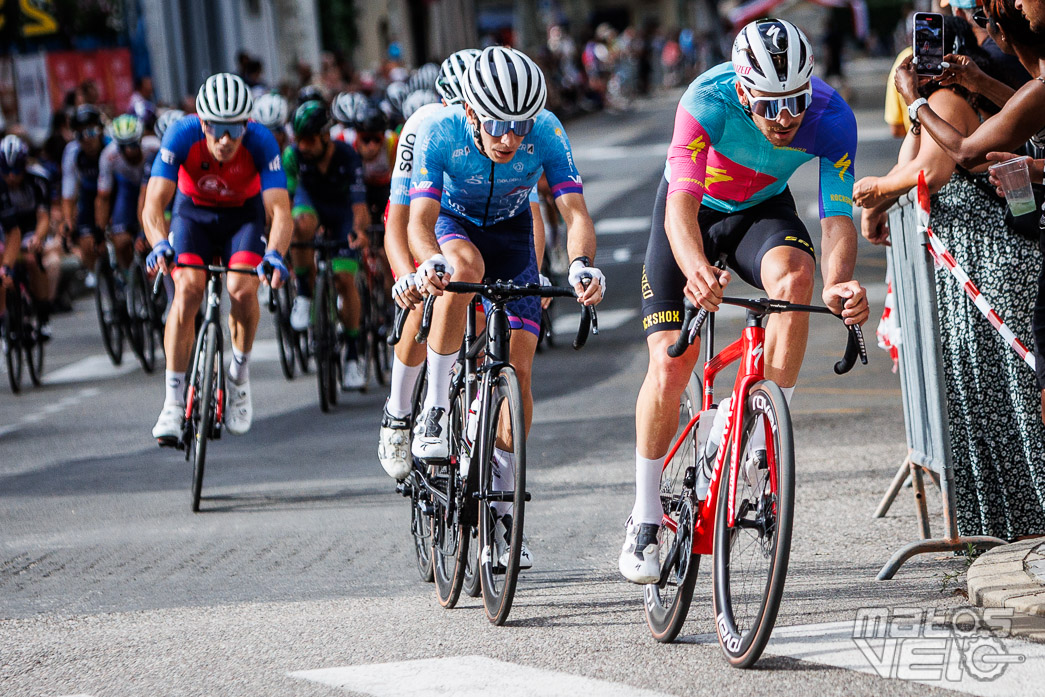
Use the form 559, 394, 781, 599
3, 83, 1043, 697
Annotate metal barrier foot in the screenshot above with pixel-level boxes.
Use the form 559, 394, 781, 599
876, 535, 1009, 581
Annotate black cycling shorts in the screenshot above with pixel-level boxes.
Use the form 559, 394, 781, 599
640, 178, 815, 336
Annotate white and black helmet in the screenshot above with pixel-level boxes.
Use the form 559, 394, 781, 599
731, 19, 814, 93
408, 63, 441, 94
155, 109, 186, 140
195, 72, 254, 122
252, 93, 289, 129
436, 48, 480, 105
0, 134, 29, 172
331, 91, 370, 126
402, 90, 440, 120
462, 46, 546, 122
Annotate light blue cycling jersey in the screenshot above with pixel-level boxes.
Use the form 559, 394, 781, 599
664, 62, 857, 219
410, 105, 582, 226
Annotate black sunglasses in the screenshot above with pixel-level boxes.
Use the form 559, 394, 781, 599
973, 8, 991, 29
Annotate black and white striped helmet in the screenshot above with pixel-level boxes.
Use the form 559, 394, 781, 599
731, 19, 814, 93
436, 49, 480, 105
252, 93, 289, 129
195, 72, 253, 122
409, 63, 441, 94
462, 46, 546, 122
402, 90, 440, 120
332, 91, 370, 126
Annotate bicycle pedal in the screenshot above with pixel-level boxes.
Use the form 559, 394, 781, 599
156, 436, 180, 449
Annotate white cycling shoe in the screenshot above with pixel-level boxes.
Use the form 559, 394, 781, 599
618, 517, 662, 584
225, 377, 252, 435
494, 514, 533, 569
343, 358, 366, 391
290, 295, 311, 332
378, 406, 412, 480
412, 406, 449, 460
152, 403, 184, 444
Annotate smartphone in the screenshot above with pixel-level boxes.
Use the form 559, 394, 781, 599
913, 12, 945, 76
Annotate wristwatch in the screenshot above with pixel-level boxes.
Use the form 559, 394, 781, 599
907, 97, 929, 124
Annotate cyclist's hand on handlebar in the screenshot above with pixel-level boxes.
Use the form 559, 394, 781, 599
350, 227, 369, 250
417, 254, 453, 296
539, 273, 553, 309
684, 262, 731, 312
146, 239, 174, 276
258, 250, 289, 289
392, 272, 423, 309
824, 280, 869, 326
568, 259, 605, 306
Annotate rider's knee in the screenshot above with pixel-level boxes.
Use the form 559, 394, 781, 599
226, 278, 258, 308
765, 265, 814, 303
294, 213, 318, 238
647, 338, 696, 393
445, 246, 484, 283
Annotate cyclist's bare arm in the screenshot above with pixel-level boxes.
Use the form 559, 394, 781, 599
351, 202, 369, 247
94, 190, 111, 233
819, 215, 868, 325
554, 192, 602, 303
665, 191, 730, 312
385, 203, 415, 277
531, 201, 545, 269
142, 177, 176, 273
31, 208, 49, 252
407, 197, 448, 294
262, 188, 293, 286
2, 227, 21, 267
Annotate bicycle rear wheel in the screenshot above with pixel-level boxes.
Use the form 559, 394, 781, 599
274, 283, 297, 380
432, 387, 469, 607
94, 256, 124, 365
462, 525, 481, 597
127, 263, 157, 373
3, 291, 24, 393
712, 380, 794, 668
644, 372, 702, 642
478, 366, 526, 626
189, 322, 219, 513
314, 273, 337, 412
23, 297, 44, 387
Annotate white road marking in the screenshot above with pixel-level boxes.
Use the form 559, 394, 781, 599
290, 656, 674, 697
683, 621, 1045, 697
45, 355, 139, 385
552, 308, 636, 337
611, 247, 633, 263
595, 216, 651, 236
0, 387, 100, 439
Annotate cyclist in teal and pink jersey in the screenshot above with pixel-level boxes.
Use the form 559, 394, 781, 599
619, 18, 870, 584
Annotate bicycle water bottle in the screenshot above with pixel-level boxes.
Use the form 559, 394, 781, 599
696, 396, 731, 499
460, 398, 480, 479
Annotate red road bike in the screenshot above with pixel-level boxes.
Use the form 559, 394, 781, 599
642, 296, 866, 667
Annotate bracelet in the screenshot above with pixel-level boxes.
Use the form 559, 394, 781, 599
907, 97, 929, 125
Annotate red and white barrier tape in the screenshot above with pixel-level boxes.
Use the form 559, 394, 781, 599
916, 171, 1036, 371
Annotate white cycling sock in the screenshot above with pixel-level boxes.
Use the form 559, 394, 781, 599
165, 370, 185, 407
492, 447, 515, 519
421, 349, 457, 413
631, 449, 665, 526
386, 356, 424, 418
229, 348, 250, 384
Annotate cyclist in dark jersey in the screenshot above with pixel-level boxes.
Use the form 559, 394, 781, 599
61, 105, 104, 285
283, 101, 370, 389
0, 135, 53, 334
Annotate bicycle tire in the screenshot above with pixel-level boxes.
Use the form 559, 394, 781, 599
314, 272, 335, 412
3, 291, 24, 393
190, 322, 219, 513
94, 256, 124, 365
274, 283, 296, 380
478, 366, 526, 625
409, 366, 433, 582
24, 296, 44, 387
644, 373, 702, 642
127, 263, 156, 373
462, 525, 481, 597
433, 387, 469, 607
369, 277, 390, 386
354, 274, 372, 393
712, 380, 794, 668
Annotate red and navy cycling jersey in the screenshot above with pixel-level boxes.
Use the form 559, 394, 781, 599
151, 115, 286, 207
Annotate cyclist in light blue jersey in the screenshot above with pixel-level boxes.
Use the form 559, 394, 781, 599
409, 47, 605, 568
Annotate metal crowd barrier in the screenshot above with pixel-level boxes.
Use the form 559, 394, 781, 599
874, 189, 1007, 580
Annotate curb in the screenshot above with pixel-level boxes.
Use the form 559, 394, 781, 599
967, 538, 1045, 642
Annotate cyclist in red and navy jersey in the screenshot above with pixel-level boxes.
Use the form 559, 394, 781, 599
142, 73, 292, 444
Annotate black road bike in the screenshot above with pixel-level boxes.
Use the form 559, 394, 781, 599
2, 263, 45, 393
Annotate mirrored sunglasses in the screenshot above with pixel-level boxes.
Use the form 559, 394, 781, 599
481, 118, 535, 137
204, 121, 247, 140
744, 87, 812, 120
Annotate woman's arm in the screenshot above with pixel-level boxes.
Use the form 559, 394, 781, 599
937, 54, 1016, 108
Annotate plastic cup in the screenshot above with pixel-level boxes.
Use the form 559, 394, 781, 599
989, 157, 1037, 217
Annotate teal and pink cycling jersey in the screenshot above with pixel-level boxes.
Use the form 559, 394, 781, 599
665, 62, 857, 219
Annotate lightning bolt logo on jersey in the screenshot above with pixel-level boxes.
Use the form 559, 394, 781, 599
664, 63, 857, 220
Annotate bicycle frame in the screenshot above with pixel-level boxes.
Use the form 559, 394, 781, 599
184, 270, 227, 438
662, 310, 773, 555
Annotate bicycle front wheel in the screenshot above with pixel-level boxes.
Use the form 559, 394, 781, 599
3, 292, 24, 393
645, 372, 702, 642
274, 283, 297, 380
712, 380, 794, 668
127, 263, 156, 373
24, 299, 44, 387
94, 257, 124, 365
478, 366, 526, 626
314, 273, 337, 412
432, 387, 469, 607
190, 322, 219, 513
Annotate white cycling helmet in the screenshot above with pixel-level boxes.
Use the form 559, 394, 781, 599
252, 93, 289, 129
731, 18, 814, 94
155, 109, 186, 140
0, 134, 29, 172
332, 91, 370, 126
463, 46, 546, 122
436, 48, 480, 105
408, 63, 441, 93
195, 72, 253, 122
402, 90, 440, 120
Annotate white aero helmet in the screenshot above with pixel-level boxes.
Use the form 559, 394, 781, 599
403, 90, 440, 120
731, 18, 814, 94
463, 46, 546, 122
436, 48, 480, 105
155, 109, 186, 140
196, 72, 254, 122
252, 93, 289, 129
